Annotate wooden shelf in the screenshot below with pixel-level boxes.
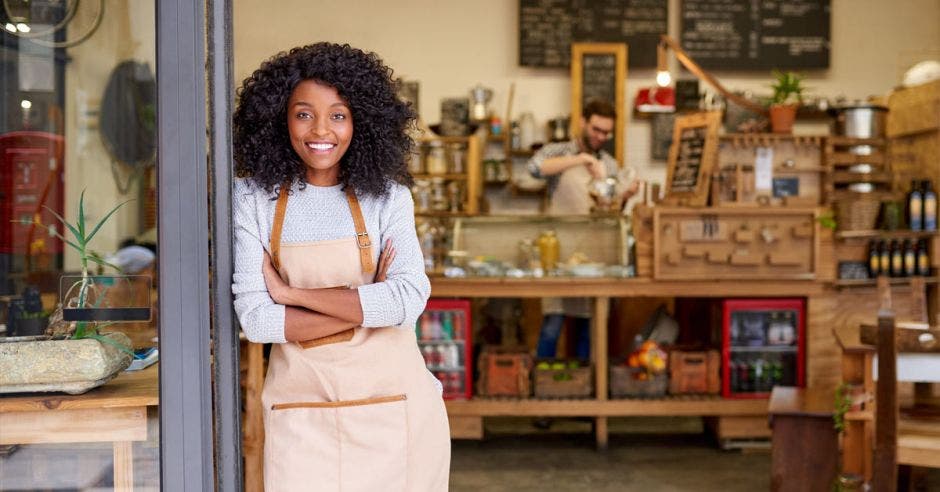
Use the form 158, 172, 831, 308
774, 165, 828, 173
415, 211, 470, 218
845, 410, 874, 421
832, 277, 939, 288
483, 179, 510, 186
827, 152, 887, 165
828, 136, 887, 147
720, 133, 826, 145
445, 395, 768, 417
830, 171, 893, 183
836, 230, 939, 240
417, 135, 474, 144
411, 173, 467, 180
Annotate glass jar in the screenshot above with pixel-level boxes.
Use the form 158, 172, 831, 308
536, 230, 560, 273
426, 141, 447, 175
447, 143, 465, 174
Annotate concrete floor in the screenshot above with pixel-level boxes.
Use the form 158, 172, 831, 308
450, 417, 771, 492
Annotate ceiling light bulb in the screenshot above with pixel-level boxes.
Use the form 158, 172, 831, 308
4, 23, 15, 32
21, 100, 32, 109
16, 23, 30, 33
656, 70, 672, 87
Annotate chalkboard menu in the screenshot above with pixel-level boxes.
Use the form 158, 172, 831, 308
519, 0, 667, 68
583, 54, 617, 155
680, 0, 830, 70
664, 111, 721, 206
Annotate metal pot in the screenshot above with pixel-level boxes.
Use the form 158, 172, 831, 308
830, 104, 887, 138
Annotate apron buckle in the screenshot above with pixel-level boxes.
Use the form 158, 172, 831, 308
355, 231, 371, 249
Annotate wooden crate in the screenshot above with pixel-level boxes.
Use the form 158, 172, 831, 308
668, 349, 721, 394
609, 366, 668, 398
477, 351, 532, 397
533, 360, 593, 398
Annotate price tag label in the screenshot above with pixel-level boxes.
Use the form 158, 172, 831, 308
754, 147, 773, 191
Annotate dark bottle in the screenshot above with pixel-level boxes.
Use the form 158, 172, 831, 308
903, 239, 917, 277
924, 180, 937, 232
907, 179, 923, 231
738, 360, 750, 393
890, 239, 904, 277
878, 239, 891, 276
729, 360, 739, 392
867, 240, 881, 277
916, 239, 931, 276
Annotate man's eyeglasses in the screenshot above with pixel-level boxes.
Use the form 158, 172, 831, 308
589, 125, 613, 137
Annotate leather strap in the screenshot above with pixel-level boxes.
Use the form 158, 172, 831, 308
269, 183, 290, 271
345, 188, 375, 274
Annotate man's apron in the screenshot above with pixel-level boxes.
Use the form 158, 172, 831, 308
260, 186, 450, 491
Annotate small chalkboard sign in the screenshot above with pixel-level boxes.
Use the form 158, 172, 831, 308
571, 43, 627, 164
664, 111, 721, 206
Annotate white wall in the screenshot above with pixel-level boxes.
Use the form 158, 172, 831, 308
235, 0, 940, 187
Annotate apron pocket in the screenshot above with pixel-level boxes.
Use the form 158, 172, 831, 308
297, 328, 355, 349
270, 395, 408, 491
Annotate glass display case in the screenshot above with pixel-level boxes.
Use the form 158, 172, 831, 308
721, 298, 805, 399
443, 214, 632, 278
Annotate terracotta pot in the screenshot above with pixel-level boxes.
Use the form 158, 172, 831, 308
769, 104, 798, 133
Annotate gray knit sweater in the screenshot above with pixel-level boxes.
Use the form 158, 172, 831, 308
232, 177, 431, 343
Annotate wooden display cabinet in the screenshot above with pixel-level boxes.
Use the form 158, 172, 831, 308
715, 134, 826, 207
412, 134, 482, 216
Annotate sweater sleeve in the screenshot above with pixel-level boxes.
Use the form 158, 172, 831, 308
231, 179, 287, 343
357, 186, 431, 329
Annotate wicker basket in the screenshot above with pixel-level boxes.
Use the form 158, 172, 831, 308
836, 198, 880, 231
609, 366, 668, 398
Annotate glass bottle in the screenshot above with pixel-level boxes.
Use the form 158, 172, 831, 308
867, 239, 881, 278
890, 239, 904, 277
903, 239, 917, 277
923, 180, 937, 231
907, 179, 923, 231
916, 239, 931, 276
878, 239, 890, 275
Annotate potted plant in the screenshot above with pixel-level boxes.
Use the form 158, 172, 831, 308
769, 70, 805, 133
0, 191, 137, 395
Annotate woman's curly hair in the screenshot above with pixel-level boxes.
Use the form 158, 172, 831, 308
233, 42, 415, 198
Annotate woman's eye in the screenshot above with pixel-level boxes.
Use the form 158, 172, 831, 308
295, 112, 311, 119
331, 113, 347, 121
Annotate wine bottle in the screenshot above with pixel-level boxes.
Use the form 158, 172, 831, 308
907, 179, 923, 231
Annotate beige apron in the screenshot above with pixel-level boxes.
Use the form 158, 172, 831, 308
261, 186, 450, 492
544, 165, 592, 317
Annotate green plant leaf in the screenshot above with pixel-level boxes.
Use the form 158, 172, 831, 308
87, 253, 123, 273
85, 200, 133, 244
42, 206, 84, 246
78, 189, 87, 238
86, 333, 135, 356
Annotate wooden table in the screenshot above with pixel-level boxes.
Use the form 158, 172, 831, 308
768, 386, 839, 492
0, 365, 159, 491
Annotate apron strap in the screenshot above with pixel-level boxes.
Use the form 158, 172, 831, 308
269, 183, 290, 271
345, 188, 375, 274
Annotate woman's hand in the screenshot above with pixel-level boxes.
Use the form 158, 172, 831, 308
262, 251, 294, 305
374, 239, 396, 282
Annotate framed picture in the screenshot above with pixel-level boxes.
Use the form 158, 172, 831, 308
663, 111, 721, 206
570, 42, 627, 164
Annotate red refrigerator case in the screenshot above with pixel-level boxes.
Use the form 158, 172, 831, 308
417, 299, 472, 400
721, 298, 805, 399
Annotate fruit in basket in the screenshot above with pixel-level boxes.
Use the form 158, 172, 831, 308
625, 339, 668, 376
551, 361, 566, 370
536, 361, 551, 370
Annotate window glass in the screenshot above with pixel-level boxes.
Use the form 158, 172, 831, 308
0, 2, 160, 489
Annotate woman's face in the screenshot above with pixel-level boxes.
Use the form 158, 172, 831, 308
286, 80, 353, 186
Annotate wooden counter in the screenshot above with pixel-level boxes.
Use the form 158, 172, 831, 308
430, 276, 825, 298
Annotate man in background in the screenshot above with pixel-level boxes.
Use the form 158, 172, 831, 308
527, 99, 638, 359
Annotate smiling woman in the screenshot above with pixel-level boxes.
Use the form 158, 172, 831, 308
231, 42, 450, 491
